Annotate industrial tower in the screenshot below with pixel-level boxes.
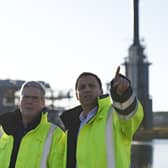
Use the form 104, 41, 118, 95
124, 0, 153, 129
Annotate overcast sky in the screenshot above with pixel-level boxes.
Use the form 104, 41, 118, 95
0, 0, 168, 111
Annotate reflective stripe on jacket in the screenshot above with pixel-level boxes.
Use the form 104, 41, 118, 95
0, 113, 65, 168
75, 95, 143, 168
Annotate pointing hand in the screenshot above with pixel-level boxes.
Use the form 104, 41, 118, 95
112, 66, 130, 95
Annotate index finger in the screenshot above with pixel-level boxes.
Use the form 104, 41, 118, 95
115, 66, 120, 79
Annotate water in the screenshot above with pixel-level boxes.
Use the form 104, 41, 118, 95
153, 139, 168, 168
131, 139, 168, 168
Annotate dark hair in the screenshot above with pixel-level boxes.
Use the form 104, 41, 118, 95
20, 81, 46, 97
75, 72, 102, 90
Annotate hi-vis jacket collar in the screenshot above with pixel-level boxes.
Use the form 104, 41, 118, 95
87, 94, 112, 124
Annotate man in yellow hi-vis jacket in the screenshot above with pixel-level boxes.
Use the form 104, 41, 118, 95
0, 81, 65, 168
61, 66, 144, 168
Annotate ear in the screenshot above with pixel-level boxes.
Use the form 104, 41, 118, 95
100, 88, 103, 95
41, 98, 45, 107
76, 91, 79, 100
18, 98, 22, 108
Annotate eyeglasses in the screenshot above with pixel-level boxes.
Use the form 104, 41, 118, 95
21, 95, 44, 102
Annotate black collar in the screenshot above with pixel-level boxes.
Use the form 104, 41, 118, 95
0, 108, 44, 135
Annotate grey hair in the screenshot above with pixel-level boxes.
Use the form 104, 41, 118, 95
20, 81, 46, 97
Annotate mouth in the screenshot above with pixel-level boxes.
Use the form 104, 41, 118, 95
83, 94, 92, 99
24, 106, 34, 111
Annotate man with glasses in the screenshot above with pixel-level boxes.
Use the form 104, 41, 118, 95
0, 81, 65, 168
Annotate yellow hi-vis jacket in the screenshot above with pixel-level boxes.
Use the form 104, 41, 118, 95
0, 113, 65, 168
72, 95, 143, 168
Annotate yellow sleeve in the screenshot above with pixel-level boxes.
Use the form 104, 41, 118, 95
117, 101, 144, 139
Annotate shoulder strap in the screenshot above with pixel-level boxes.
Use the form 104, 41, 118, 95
40, 124, 57, 168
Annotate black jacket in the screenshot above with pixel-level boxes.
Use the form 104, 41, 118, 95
0, 110, 21, 135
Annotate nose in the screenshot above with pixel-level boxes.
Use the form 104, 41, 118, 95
24, 96, 35, 104
26, 98, 34, 104
84, 85, 92, 92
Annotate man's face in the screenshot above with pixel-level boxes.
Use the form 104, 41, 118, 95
19, 86, 45, 119
76, 75, 103, 108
